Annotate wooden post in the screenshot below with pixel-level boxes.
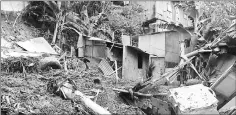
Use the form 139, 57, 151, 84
70, 46, 73, 57
77, 34, 84, 57
179, 32, 186, 66
179, 36, 185, 85
52, 21, 59, 45
115, 60, 119, 83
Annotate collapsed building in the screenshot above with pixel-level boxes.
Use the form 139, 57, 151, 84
114, 19, 236, 115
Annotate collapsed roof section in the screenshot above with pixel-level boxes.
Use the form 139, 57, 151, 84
105, 41, 150, 55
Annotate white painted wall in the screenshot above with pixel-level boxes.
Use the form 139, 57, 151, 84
138, 33, 166, 57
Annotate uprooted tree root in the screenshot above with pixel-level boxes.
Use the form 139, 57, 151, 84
1, 57, 41, 73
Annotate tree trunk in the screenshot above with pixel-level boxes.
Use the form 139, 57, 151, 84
52, 2, 62, 45
52, 21, 59, 45
60, 86, 111, 115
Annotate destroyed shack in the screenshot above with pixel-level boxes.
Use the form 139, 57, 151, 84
84, 37, 107, 59
123, 46, 149, 82
106, 40, 150, 82
138, 30, 193, 78
75, 35, 107, 59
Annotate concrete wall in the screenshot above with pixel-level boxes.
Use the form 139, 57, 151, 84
122, 46, 149, 83
165, 31, 193, 67
150, 57, 165, 79
122, 35, 131, 46
165, 31, 180, 64
139, 31, 193, 69
138, 33, 166, 57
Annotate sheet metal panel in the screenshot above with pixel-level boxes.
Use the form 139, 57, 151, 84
98, 59, 115, 78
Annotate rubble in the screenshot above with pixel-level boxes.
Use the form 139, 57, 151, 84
113, 14, 236, 115
1, 59, 144, 114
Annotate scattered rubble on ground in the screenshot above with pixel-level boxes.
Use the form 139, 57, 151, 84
1, 16, 144, 115
1, 57, 145, 115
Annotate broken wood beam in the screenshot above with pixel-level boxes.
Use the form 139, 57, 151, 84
185, 49, 213, 58
113, 88, 168, 97
58, 52, 67, 61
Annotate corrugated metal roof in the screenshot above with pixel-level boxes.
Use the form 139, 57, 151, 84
126, 46, 150, 54
98, 59, 116, 78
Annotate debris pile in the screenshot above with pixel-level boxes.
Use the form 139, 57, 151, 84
113, 17, 236, 115
1, 58, 146, 115
1, 15, 144, 115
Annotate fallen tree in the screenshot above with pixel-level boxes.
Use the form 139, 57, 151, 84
47, 79, 111, 115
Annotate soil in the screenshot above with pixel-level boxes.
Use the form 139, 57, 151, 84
1, 12, 41, 42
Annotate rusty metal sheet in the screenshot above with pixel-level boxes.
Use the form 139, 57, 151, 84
98, 59, 115, 78
16, 37, 57, 54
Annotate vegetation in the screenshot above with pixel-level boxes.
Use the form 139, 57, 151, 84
178, 1, 236, 39
21, 1, 145, 48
